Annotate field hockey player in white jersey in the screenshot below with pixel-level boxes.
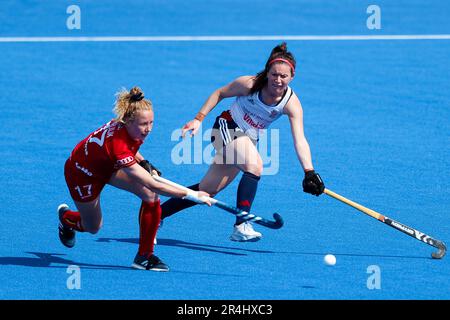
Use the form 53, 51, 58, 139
160, 42, 325, 241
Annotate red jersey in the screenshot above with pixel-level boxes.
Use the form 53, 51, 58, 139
69, 120, 143, 182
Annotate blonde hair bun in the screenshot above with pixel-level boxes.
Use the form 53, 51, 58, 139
113, 86, 152, 123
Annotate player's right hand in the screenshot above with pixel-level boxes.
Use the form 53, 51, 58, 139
197, 191, 212, 206
183, 190, 212, 206
181, 119, 201, 138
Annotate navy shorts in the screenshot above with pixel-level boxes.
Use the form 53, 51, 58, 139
211, 110, 256, 152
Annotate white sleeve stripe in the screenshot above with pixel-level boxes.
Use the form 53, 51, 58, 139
219, 118, 232, 144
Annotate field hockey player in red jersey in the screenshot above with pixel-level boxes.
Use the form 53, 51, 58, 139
58, 87, 211, 271
160, 42, 325, 242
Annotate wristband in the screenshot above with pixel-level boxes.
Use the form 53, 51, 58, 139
194, 112, 206, 122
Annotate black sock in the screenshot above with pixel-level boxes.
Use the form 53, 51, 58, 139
236, 172, 260, 225
160, 183, 200, 220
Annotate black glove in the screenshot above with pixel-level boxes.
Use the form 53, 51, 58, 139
302, 170, 325, 196
139, 160, 162, 176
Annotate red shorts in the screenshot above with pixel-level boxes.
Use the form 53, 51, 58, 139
64, 159, 106, 203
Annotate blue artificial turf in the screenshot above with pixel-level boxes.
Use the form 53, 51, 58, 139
0, 0, 449, 300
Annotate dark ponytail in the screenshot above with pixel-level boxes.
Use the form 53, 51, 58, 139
250, 42, 296, 94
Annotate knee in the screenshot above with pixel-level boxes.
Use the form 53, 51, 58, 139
84, 223, 102, 234
244, 164, 263, 177
87, 228, 100, 235
242, 157, 263, 177
140, 188, 159, 203
76, 213, 102, 234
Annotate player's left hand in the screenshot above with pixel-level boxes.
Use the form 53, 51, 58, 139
139, 160, 162, 176
302, 170, 325, 196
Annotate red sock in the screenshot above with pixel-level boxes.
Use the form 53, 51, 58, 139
138, 200, 161, 257
62, 210, 84, 232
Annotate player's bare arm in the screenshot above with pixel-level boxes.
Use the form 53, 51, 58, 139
135, 151, 145, 162
284, 93, 314, 172
123, 163, 211, 205
181, 76, 255, 137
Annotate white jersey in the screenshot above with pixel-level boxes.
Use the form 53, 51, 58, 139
229, 86, 293, 140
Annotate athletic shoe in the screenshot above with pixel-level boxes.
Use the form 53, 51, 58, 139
230, 222, 262, 242
131, 253, 169, 272
57, 203, 76, 248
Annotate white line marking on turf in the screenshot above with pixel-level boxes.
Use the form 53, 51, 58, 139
1, 35, 450, 43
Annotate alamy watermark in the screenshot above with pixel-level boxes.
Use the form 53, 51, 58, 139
66, 265, 81, 290
66, 5, 81, 30
170, 126, 280, 175
366, 265, 381, 290
367, 5, 381, 30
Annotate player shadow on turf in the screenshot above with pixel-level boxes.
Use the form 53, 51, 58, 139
96, 237, 276, 256
268, 251, 431, 260
0, 252, 130, 270
95, 238, 429, 260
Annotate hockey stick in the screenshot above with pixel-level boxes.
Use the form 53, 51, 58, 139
324, 188, 446, 259
153, 175, 283, 229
